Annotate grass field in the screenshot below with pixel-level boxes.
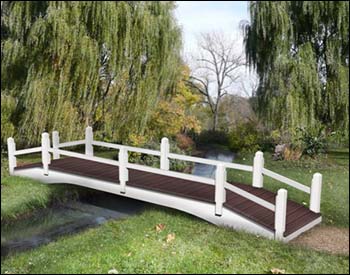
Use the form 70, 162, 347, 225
1, 149, 349, 274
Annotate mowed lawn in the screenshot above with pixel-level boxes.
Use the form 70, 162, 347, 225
1, 149, 349, 274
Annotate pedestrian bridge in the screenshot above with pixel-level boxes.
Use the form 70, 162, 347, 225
7, 127, 322, 242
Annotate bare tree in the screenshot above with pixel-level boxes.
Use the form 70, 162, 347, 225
187, 32, 244, 131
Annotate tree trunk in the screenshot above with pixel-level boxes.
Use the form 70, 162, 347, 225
213, 110, 218, 131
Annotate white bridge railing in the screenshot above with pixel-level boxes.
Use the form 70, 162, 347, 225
7, 126, 322, 239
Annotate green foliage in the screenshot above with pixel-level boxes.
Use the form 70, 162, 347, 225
1, 2, 182, 146
243, 1, 349, 139
1, 94, 16, 148
194, 130, 229, 146
145, 65, 201, 141
297, 126, 327, 157
227, 122, 263, 153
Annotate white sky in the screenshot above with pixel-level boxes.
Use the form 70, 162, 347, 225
175, 1, 249, 55
174, 1, 256, 97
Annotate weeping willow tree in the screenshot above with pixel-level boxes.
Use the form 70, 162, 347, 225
1, 1, 182, 146
242, 1, 349, 140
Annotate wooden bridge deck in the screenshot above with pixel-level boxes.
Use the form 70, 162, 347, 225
15, 157, 321, 237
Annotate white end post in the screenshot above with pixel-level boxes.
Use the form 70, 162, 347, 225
215, 164, 226, 216
52, 131, 60, 160
41, 132, 50, 176
7, 137, 17, 175
160, 137, 170, 170
274, 188, 288, 240
310, 173, 322, 213
119, 147, 129, 194
85, 126, 93, 156
252, 151, 264, 188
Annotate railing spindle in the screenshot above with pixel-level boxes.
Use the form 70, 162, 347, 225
215, 164, 226, 216
119, 147, 129, 194
52, 131, 60, 160
310, 173, 322, 213
7, 137, 17, 175
274, 188, 288, 240
41, 132, 51, 176
85, 126, 94, 156
160, 137, 170, 170
252, 151, 264, 188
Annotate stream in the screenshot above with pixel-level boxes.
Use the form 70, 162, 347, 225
1, 193, 146, 257
192, 148, 235, 178
1, 148, 235, 258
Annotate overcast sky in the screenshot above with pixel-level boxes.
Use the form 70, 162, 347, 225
174, 1, 256, 97
175, 1, 249, 55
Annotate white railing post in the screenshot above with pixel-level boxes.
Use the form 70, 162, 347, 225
274, 188, 288, 240
85, 126, 93, 156
7, 137, 17, 175
310, 173, 322, 213
52, 131, 60, 160
215, 164, 226, 216
41, 132, 51, 176
119, 147, 129, 194
252, 151, 264, 188
160, 137, 170, 170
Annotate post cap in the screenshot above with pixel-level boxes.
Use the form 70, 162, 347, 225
277, 188, 288, 196
7, 137, 14, 143
161, 137, 169, 143
255, 151, 263, 157
42, 132, 50, 138
313, 173, 322, 181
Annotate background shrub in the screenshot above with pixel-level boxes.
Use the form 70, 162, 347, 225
227, 121, 263, 153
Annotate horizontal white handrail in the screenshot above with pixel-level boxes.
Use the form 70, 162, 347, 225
168, 153, 253, 172
14, 147, 42, 156
58, 140, 86, 148
127, 162, 215, 185
263, 168, 310, 194
92, 141, 122, 150
225, 183, 275, 211
92, 140, 161, 156
123, 145, 161, 156
53, 149, 120, 167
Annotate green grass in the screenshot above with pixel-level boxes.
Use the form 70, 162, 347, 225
227, 148, 349, 227
1, 207, 348, 274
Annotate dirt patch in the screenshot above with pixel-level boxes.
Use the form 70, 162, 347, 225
291, 225, 349, 255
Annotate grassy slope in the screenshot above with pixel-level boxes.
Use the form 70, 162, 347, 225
1, 149, 349, 274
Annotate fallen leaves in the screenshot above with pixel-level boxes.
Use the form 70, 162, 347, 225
108, 268, 119, 274
166, 233, 176, 243
270, 268, 285, 274
155, 223, 166, 233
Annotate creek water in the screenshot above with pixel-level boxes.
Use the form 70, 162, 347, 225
192, 148, 235, 178
1, 148, 234, 257
1, 193, 146, 257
